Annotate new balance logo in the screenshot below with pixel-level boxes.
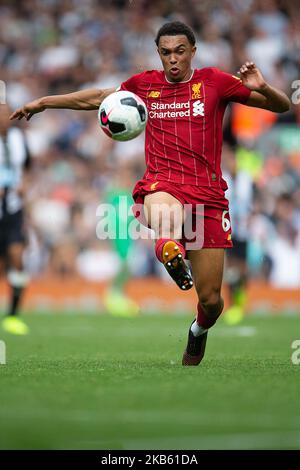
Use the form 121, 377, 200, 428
148, 91, 161, 98
192, 100, 204, 117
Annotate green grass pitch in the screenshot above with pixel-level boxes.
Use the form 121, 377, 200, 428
0, 313, 300, 450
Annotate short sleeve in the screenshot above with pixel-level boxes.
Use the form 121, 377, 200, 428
119, 72, 145, 94
214, 69, 251, 104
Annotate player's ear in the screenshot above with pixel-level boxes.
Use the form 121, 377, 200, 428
191, 46, 197, 58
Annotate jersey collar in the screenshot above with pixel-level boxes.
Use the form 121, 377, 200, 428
164, 69, 194, 84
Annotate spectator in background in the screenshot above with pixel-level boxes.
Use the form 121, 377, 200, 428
267, 194, 300, 288
267, 220, 300, 288
222, 146, 254, 324
0, 105, 31, 335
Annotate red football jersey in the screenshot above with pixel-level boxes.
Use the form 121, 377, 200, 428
120, 68, 250, 190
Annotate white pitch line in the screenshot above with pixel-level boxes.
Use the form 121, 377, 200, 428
122, 430, 300, 450
70, 430, 300, 450
214, 326, 257, 337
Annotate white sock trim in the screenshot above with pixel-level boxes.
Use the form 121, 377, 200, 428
191, 320, 208, 337
7, 270, 30, 288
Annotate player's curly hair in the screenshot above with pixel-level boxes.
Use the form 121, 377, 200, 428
155, 21, 196, 46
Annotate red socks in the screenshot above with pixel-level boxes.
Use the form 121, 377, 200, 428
155, 238, 186, 263
196, 302, 222, 329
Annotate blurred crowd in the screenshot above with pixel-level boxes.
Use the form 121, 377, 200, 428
1, 0, 300, 287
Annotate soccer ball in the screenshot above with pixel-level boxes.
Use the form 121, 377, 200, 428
98, 91, 148, 141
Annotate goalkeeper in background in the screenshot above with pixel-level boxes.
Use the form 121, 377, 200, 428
103, 164, 139, 317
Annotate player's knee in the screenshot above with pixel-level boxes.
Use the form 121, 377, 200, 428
197, 287, 222, 317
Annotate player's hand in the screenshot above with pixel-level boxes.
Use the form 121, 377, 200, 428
238, 62, 267, 91
9, 99, 46, 121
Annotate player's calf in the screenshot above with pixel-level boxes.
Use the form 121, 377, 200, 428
182, 301, 223, 366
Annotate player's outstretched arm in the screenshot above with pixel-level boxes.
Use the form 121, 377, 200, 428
10, 87, 115, 121
239, 62, 290, 113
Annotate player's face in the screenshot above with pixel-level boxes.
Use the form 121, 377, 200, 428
157, 35, 196, 83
